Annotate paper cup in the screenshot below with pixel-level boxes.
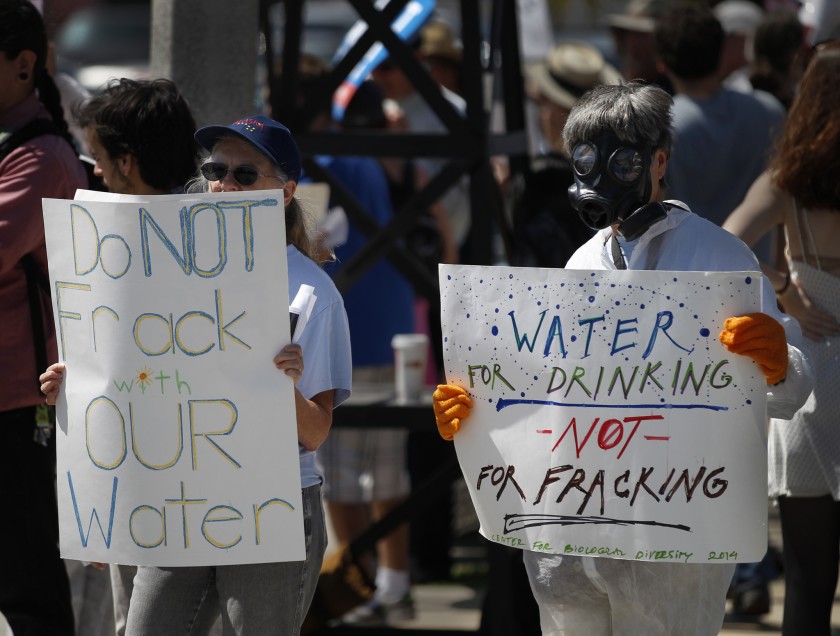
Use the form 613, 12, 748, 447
391, 333, 429, 403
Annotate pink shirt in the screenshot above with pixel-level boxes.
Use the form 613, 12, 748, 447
0, 93, 87, 411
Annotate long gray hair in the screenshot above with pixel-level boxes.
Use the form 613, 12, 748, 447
563, 82, 674, 155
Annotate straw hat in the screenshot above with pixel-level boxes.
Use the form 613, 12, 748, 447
606, 0, 665, 33
420, 20, 462, 64
524, 42, 623, 110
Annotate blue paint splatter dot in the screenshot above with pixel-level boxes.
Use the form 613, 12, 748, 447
700, 328, 710, 337
520, 392, 526, 398
491, 326, 499, 336
640, 303, 646, 309
746, 399, 752, 405
570, 335, 577, 342
615, 301, 621, 306
745, 276, 752, 284
495, 308, 500, 313
588, 296, 595, 302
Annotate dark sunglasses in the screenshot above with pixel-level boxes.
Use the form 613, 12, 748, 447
200, 162, 283, 186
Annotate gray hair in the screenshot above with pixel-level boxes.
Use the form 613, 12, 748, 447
563, 82, 674, 155
187, 134, 324, 263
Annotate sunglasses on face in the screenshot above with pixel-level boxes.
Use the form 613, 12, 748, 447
200, 162, 283, 186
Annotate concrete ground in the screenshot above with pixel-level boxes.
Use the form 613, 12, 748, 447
331, 501, 840, 634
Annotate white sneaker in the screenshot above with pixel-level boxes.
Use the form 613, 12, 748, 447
341, 593, 416, 626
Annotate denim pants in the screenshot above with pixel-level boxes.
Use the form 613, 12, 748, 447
125, 484, 326, 635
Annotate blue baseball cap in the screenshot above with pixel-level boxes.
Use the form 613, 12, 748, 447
194, 114, 301, 182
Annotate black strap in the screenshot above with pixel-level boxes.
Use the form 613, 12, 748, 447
610, 234, 626, 270
1, 119, 62, 389
21, 255, 49, 388
0, 119, 62, 162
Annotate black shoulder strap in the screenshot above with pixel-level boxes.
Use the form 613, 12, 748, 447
0, 119, 61, 386
22, 254, 49, 383
0, 118, 62, 163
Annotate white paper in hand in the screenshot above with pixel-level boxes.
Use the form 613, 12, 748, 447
290, 284, 317, 342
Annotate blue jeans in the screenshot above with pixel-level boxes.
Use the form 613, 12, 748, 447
125, 484, 326, 635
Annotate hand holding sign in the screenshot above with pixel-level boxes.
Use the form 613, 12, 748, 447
719, 313, 788, 385
433, 384, 472, 440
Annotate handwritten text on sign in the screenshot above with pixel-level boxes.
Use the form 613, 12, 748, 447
42, 190, 303, 567
440, 265, 768, 563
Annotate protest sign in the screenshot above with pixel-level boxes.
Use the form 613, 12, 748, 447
440, 264, 768, 564
42, 190, 304, 567
331, 0, 436, 121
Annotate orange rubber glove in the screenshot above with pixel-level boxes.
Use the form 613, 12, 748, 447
433, 384, 473, 441
719, 313, 788, 385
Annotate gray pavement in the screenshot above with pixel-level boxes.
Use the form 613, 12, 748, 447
339, 502, 840, 634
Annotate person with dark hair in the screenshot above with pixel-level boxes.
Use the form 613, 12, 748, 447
76, 78, 200, 195
750, 9, 807, 110
713, 0, 765, 94
432, 81, 813, 635
41, 114, 352, 635
724, 45, 840, 635
654, 2, 785, 265
508, 42, 619, 269
315, 80, 418, 626
43, 76, 200, 636
606, 0, 674, 94
0, 0, 88, 633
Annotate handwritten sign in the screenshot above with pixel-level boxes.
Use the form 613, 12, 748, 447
42, 190, 304, 567
440, 265, 768, 563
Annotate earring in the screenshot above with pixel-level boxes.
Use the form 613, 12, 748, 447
19, 72, 29, 81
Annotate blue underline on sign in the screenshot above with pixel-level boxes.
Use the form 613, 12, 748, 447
495, 399, 729, 412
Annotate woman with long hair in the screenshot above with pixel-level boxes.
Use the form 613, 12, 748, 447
724, 43, 840, 636
0, 1, 88, 633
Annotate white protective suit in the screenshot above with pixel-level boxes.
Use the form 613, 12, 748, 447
523, 202, 813, 636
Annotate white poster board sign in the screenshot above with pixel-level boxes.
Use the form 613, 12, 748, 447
440, 265, 768, 564
42, 190, 305, 567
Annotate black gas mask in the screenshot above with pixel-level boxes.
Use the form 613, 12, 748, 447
567, 133, 657, 237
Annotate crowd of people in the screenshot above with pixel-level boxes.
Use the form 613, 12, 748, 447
2, 0, 839, 634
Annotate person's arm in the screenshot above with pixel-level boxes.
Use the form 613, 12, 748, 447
722, 171, 789, 288
724, 171, 840, 340
294, 389, 334, 451
273, 343, 335, 451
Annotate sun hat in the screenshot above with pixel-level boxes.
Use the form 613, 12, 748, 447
420, 19, 463, 64
713, 0, 764, 35
194, 114, 301, 182
607, 0, 665, 33
524, 42, 623, 110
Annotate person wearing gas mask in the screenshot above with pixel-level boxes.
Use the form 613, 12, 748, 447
432, 82, 814, 635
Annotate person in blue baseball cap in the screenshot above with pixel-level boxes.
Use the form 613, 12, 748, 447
124, 114, 352, 635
